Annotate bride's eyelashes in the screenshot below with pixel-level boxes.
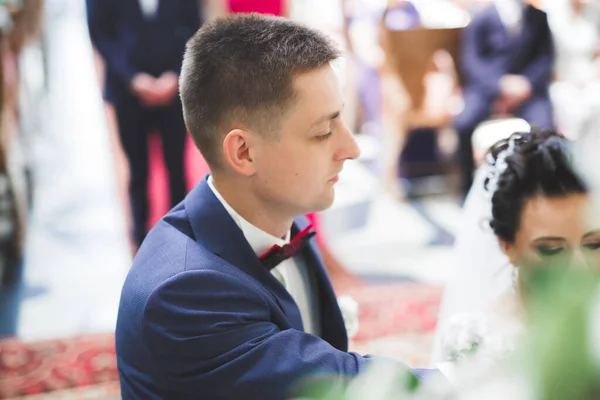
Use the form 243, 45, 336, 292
583, 241, 600, 251
534, 241, 600, 258
535, 246, 565, 257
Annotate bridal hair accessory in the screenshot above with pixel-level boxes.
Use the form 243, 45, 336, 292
484, 133, 525, 196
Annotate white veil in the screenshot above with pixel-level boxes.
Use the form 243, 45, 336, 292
430, 119, 531, 365
431, 165, 513, 365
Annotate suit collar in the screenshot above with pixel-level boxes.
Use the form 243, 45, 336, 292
493, 0, 525, 32
138, 0, 159, 18
206, 175, 291, 257
490, 3, 535, 38
184, 176, 300, 274
184, 176, 304, 330
184, 175, 347, 350
488, 4, 540, 64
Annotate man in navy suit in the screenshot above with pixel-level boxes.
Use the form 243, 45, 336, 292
115, 14, 426, 399
455, 0, 554, 196
86, 0, 202, 245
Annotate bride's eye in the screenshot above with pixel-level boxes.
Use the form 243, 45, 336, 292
583, 241, 600, 251
536, 246, 564, 257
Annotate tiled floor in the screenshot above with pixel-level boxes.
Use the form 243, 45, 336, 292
0, 1, 462, 342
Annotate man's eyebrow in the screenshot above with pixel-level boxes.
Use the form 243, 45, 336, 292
310, 110, 341, 128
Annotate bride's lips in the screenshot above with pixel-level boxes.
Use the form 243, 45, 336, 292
329, 174, 339, 183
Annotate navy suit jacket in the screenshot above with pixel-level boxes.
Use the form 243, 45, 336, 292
85, 0, 201, 104
460, 4, 553, 100
116, 176, 372, 399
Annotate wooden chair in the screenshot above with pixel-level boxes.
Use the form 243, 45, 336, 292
379, 17, 464, 194
382, 25, 463, 126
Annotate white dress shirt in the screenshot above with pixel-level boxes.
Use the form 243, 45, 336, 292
139, 0, 159, 18
207, 176, 321, 335
493, 0, 527, 36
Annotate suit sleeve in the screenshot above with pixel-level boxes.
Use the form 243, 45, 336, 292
521, 13, 554, 94
142, 270, 373, 399
85, 0, 137, 86
460, 13, 501, 98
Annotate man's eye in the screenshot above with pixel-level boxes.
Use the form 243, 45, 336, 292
316, 132, 332, 141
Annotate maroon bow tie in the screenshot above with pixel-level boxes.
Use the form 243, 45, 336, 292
259, 225, 316, 270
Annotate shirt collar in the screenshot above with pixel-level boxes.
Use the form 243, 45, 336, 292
493, 0, 526, 31
139, 0, 159, 18
207, 175, 291, 257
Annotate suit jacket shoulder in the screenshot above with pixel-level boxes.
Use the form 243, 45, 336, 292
116, 178, 369, 399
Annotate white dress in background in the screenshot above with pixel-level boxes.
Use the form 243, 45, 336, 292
546, 0, 600, 139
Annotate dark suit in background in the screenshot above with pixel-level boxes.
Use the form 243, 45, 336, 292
86, 0, 202, 244
454, 4, 554, 196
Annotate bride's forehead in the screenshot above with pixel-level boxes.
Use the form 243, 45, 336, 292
519, 195, 594, 233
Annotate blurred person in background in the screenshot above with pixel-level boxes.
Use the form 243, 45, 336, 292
454, 0, 554, 198
342, 0, 420, 135
86, 0, 202, 246
342, 0, 422, 198
545, 0, 600, 140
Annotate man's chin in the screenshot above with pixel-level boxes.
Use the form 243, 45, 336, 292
310, 194, 336, 213
295, 190, 336, 216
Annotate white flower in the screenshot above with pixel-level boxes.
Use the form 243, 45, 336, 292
442, 313, 522, 365
337, 295, 359, 339
442, 314, 488, 360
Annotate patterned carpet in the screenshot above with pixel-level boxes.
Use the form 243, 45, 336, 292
348, 282, 441, 368
0, 334, 118, 399
0, 282, 441, 399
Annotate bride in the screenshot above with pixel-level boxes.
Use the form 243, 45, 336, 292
432, 129, 600, 365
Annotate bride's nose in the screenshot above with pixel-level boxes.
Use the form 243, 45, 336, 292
569, 249, 592, 270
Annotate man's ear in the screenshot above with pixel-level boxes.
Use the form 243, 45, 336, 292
499, 238, 517, 266
222, 128, 256, 176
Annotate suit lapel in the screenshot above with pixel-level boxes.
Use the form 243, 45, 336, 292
490, 4, 511, 42
506, 5, 540, 73
184, 176, 304, 331
184, 176, 347, 346
293, 217, 348, 352
490, 4, 527, 53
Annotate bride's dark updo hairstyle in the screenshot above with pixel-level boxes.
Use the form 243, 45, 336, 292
484, 129, 588, 244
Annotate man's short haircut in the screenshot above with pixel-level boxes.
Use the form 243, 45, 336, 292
179, 13, 340, 168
